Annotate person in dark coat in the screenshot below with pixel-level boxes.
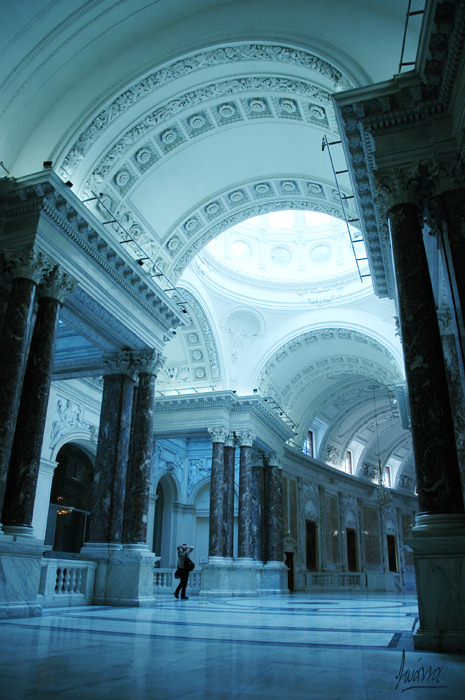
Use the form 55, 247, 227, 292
174, 543, 194, 599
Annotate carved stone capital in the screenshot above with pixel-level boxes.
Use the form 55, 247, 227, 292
39, 265, 77, 303
208, 426, 229, 444
103, 350, 140, 380
1, 247, 51, 284
130, 349, 165, 376
372, 165, 423, 215
425, 152, 465, 196
224, 432, 236, 449
237, 430, 256, 448
267, 452, 283, 470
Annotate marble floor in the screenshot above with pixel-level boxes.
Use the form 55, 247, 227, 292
0, 591, 464, 699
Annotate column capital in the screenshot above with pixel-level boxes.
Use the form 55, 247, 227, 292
237, 430, 256, 448
372, 164, 423, 215
103, 350, 139, 380
1, 247, 51, 285
130, 348, 165, 376
266, 452, 283, 470
224, 431, 236, 448
425, 152, 465, 197
208, 426, 229, 444
39, 265, 77, 304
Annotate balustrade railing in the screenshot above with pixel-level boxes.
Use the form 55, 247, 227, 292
304, 571, 368, 589
38, 558, 97, 607
154, 568, 202, 594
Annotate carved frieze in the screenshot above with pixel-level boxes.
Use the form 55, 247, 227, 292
60, 43, 349, 177
49, 397, 91, 449
187, 457, 211, 495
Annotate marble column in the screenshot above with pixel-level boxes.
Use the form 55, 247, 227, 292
86, 352, 137, 545
208, 427, 228, 558
251, 458, 265, 562
440, 187, 465, 349
123, 350, 164, 546
222, 432, 235, 559
237, 431, 256, 560
318, 485, 327, 570
388, 200, 463, 514
358, 499, 366, 572
2, 266, 75, 536
377, 171, 465, 650
0, 250, 47, 521
265, 454, 284, 563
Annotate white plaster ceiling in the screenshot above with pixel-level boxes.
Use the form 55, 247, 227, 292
0, 0, 423, 490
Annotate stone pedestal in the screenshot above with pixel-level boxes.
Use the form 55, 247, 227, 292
0, 534, 50, 618
405, 513, 465, 652
200, 557, 288, 597
259, 560, 289, 594
80, 542, 156, 607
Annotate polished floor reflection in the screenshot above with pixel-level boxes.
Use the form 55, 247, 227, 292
0, 592, 464, 699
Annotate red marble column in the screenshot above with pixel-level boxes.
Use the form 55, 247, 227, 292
208, 427, 228, 558
265, 455, 284, 563
222, 432, 236, 558
388, 202, 463, 514
123, 350, 164, 545
0, 251, 46, 518
87, 352, 137, 544
251, 458, 265, 562
2, 266, 76, 534
237, 431, 256, 560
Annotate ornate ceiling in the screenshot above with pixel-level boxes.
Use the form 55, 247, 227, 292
0, 0, 424, 490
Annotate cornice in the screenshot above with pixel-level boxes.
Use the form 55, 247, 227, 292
0, 170, 186, 334
332, 0, 465, 302
153, 390, 294, 442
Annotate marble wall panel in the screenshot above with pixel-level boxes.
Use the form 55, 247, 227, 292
325, 493, 340, 564
401, 513, 414, 567
363, 505, 381, 566
289, 479, 297, 540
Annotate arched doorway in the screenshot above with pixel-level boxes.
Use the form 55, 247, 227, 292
153, 474, 177, 567
45, 443, 93, 554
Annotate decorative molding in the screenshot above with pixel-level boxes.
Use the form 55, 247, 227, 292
59, 43, 350, 177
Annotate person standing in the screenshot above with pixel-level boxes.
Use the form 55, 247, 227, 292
174, 543, 194, 600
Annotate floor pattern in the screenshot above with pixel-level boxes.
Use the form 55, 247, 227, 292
0, 591, 464, 699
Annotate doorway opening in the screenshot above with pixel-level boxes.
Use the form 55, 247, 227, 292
285, 551, 294, 591
305, 520, 318, 571
45, 443, 93, 553
386, 534, 398, 572
346, 527, 358, 571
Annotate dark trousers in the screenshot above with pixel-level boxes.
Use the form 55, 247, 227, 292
175, 570, 189, 598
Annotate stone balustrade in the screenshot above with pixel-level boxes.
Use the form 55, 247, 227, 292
38, 558, 97, 607
154, 568, 202, 594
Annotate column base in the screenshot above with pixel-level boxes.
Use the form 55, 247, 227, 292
80, 542, 157, 607
259, 561, 289, 594
200, 559, 289, 596
405, 512, 465, 652
0, 537, 50, 619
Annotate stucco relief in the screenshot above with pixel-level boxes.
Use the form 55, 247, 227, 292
59, 43, 350, 177
342, 496, 358, 529
49, 398, 93, 450
221, 307, 265, 363
187, 458, 212, 496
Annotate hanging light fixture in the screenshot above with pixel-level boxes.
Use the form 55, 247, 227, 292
370, 386, 393, 507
